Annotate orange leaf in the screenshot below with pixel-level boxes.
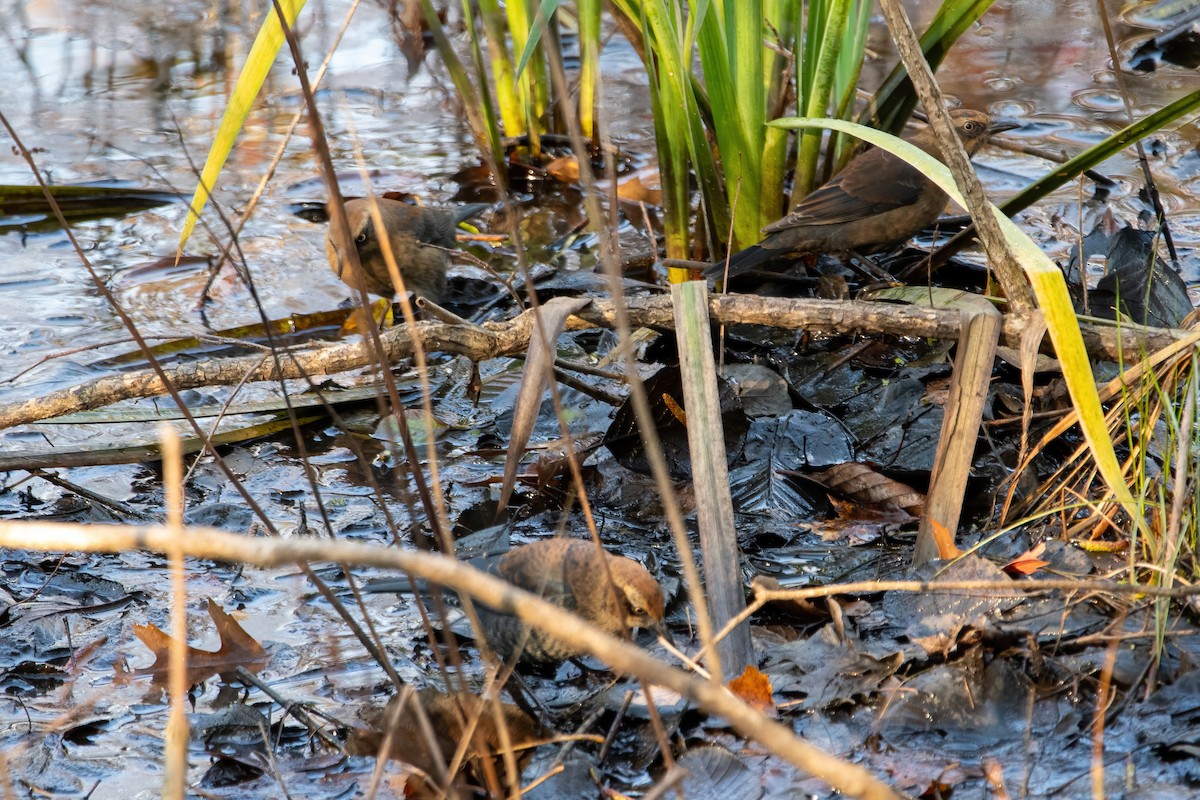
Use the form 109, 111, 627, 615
661, 392, 687, 425
1003, 542, 1050, 576
131, 597, 267, 686
929, 519, 963, 560
728, 665, 775, 716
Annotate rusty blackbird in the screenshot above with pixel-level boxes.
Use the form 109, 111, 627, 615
708, 109, 1017, 278
369, 538, 666, 665
325, 197, 486, 301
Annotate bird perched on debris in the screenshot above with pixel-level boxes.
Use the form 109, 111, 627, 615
707, 109, 1017, 279
325, 197, 486, 301
368, 538, 666, 664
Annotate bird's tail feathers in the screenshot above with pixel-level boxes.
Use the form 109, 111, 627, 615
705, 244, 781, 280
451, 203, 492, 225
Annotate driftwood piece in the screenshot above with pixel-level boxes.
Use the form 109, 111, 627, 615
0, 294, 1190, 430
915, 297, 1001, 565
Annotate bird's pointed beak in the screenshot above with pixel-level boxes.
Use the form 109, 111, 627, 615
988, 119, 1020, 135
651, 619, 674, 648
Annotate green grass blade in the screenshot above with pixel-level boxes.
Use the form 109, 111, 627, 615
618, 0, 728, 247
696, 5, 757, 248
421, 0, 506, 170
1000, 89, 1200, 214
577, 0, 601, 138
460, 0, 507, 171
732, 0, 765, 158
794, 0, 850, 197
477, 0, 525, 137
506, 0, 549, 141
513, 0, 560, 81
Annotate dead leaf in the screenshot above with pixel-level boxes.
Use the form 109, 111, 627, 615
544, 157, 661, 204
808, 497, 916, 544
1002, 541, 1049, 576
497, 297, 591, 512
349, 688, 541, 798
728, 665, 775, 716
130, 598, 267, 686
809, 462, 925, 516
64, 637, 108, 675
928, 518, 963, 560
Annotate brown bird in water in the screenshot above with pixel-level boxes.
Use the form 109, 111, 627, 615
707, 109, 1017, 278
325, 197, 487, 301
368, 538, 666, 664
350, 688, 541, 797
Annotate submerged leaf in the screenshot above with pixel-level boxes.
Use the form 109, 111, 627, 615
678, 746, 766, 800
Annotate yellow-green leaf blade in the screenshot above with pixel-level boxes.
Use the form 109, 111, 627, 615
177, 0, 307, 255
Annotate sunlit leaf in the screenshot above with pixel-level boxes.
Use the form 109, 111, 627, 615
728, 664, 776, 715
1003, 542, 1049, 576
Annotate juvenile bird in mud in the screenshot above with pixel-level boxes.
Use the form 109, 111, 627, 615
325, 197, 486, 302
369, 539, 666, 664
707, 109, 1017, 279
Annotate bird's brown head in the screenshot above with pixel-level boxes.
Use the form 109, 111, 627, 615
948, 109, 1016, 155
324, 197, 453, 300
325, 198, 389, 297
608, 558, 666, 632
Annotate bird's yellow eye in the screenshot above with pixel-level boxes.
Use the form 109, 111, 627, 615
965, 121, 980, 133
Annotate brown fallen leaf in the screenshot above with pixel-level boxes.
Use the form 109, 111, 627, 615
808, 462, 925, 516
728, 664, 776, 717
129, 597, 268, 686
544, 156, 662, 205
64, 637, 108, 675
807, 496, 917, 544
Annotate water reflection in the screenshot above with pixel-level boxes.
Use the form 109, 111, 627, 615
0, 0, 1197, 390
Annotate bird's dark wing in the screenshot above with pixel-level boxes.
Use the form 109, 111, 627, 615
761, 151, 929, 233
494, 552, 574, 609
